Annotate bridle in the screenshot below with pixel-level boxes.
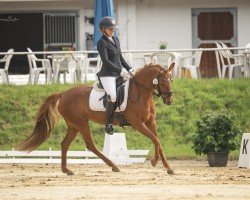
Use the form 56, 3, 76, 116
130, 73, 173, 102
154, 76, 173, 98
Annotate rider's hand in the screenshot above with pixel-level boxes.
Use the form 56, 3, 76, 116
129, 69, 136, 77
120, 68, 129, 79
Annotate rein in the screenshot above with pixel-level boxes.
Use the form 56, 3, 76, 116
128, 78, 142, 103
131, 77, 152, 93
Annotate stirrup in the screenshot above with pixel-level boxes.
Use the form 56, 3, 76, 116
105, 124, 114, 135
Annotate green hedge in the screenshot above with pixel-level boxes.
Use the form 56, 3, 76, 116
0, 79, 249, 159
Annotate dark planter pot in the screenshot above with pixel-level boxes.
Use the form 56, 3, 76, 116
207, 152, 229, 167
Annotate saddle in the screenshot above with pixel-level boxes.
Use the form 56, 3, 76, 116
89, 77, 130, 127
98, 76, 125, 111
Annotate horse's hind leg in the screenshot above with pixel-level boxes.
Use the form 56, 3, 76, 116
61, 126, 78, 175
78, 119, 120, 172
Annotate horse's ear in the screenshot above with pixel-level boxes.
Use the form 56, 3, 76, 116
166, 63, 175, 72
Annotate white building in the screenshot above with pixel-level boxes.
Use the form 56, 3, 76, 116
118, 0, 250, 50
0, 0, 250, 76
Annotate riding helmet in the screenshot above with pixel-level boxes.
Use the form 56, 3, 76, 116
99, 16, 117, 29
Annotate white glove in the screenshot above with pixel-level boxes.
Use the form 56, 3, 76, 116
129, 69, 136, 76
120, 68, 129, 78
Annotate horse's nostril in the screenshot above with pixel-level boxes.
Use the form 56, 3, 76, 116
165, 100, 171, 105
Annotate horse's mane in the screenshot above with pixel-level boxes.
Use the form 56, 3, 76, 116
135, 63, 163, 75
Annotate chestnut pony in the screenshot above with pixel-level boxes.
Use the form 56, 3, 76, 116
17, 63, 175, 175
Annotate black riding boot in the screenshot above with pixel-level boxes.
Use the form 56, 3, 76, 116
105, 100, 115, 134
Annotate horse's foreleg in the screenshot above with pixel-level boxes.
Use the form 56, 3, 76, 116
61, 126, 78, 175
146, 120, 174, 174
79, 120, 120, 172
132, 122, 174, 174
145, 120, 160, 167
158, 146, 174, 174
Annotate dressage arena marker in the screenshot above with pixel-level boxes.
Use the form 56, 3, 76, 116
238, 133, 250, 168
103, 132, 131, 164
0, 133, 149, 164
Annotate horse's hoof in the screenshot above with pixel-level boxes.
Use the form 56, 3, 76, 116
151, 159, 158, 167
62, 169, 75, 175
67, 170, 75, 176
167, 169, 175, 175
112, 166, 120, 172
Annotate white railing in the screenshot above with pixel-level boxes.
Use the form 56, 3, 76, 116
0, 46, 249, 55
1, 46, 250, 85
0, 148, 149, 164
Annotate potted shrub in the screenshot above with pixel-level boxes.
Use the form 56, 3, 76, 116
192, 111, 240, 167
159, 41, 167, 50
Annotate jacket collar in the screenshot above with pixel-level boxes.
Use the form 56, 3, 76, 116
102, 34, 117, 47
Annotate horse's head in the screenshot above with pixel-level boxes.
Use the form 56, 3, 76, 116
153, 63, 174, 105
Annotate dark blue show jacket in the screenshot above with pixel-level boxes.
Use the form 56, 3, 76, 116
96, 35, 131, 77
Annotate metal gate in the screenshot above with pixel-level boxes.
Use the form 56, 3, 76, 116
43, 13, 78, 51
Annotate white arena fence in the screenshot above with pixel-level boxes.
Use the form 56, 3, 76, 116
0, 133, 148, 165
0, 148, 149, 165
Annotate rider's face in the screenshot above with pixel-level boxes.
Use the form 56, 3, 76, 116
105, 28, 115, 37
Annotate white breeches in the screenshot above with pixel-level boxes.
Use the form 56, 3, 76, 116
100, 76, 117, 102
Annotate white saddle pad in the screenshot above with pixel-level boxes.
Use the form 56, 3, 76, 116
89, 79, 130, 112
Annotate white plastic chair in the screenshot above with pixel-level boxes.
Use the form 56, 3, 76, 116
127, 52, 147, 69
71, 54, 86, 83
215, 43, 223, 78
27, 48, 52, 84
221, 42, 245, 78
181, 50, 203, 79
53, 53, 84, 84
83, 56, 101, 83
215, 43, 244, 79
246, 43, 250, 52
220, 42, 244, 64
220, 42, 244, 78
151, 52, 181, 77
215, 42, 232, 79
244, 43, 250, 77
0, 48, 14, 84
52, 54, 80, 84
51, 54, 68, 83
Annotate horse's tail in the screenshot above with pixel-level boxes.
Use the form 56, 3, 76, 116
16, 93, 61, 152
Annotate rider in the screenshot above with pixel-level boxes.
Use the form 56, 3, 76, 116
96, 16, 135, 134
